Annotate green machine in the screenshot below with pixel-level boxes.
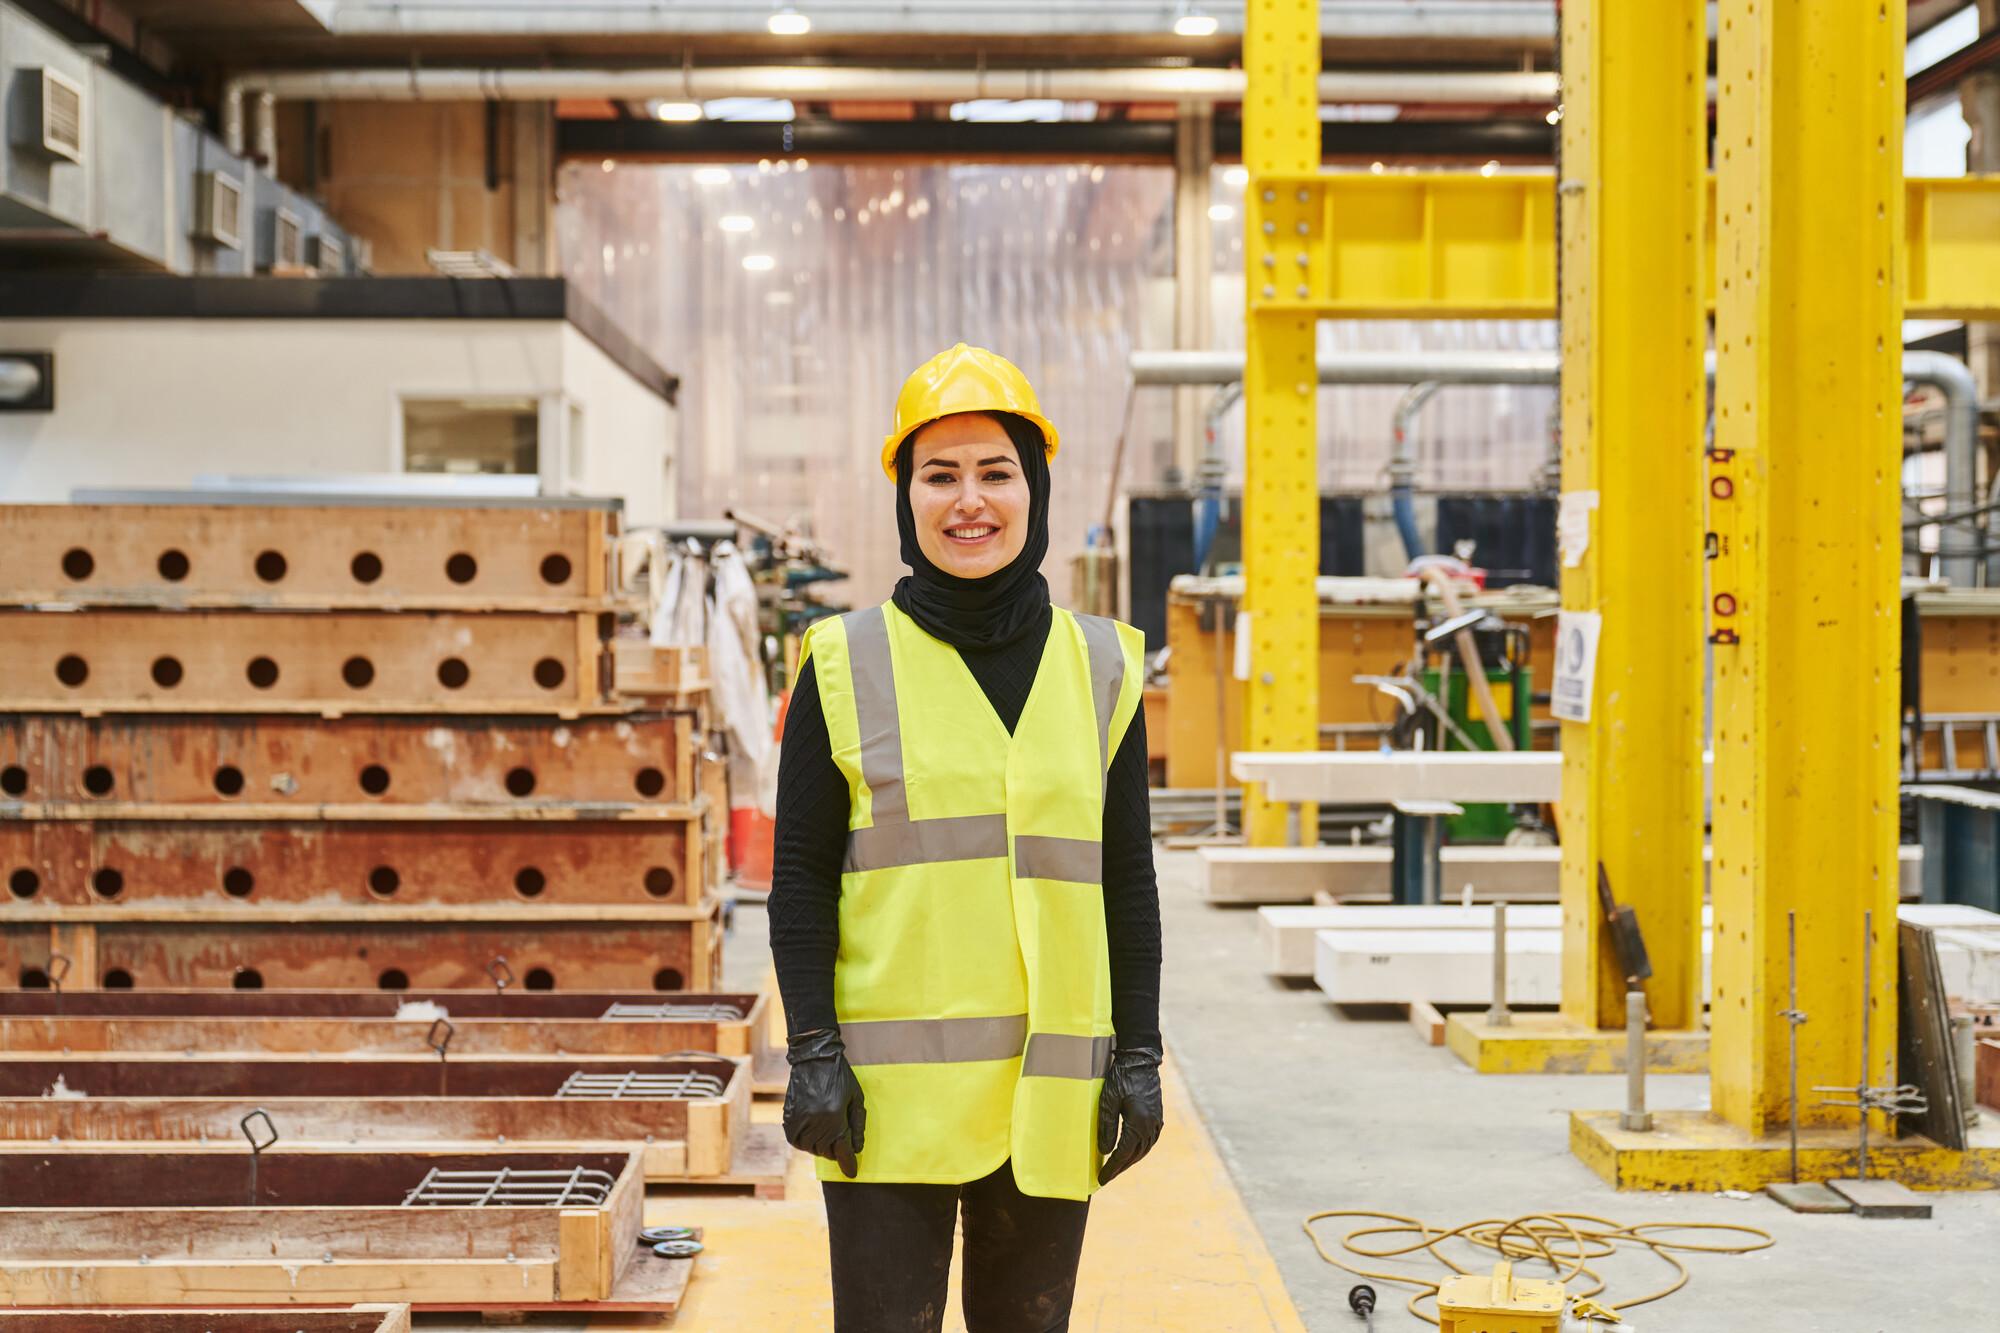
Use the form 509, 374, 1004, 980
1414, 610, 1534, 842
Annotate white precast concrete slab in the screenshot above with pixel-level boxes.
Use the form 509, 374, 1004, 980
1230, 751, 1564, 804
1199, 844, 1562, 904
1312, 928, 1563, 1005
1259, 903, 1563, 976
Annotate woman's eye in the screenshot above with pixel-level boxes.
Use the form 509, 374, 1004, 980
983, 471, 1014, 482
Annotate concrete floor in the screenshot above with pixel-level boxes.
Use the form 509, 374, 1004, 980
1146, 849, 2000, 1331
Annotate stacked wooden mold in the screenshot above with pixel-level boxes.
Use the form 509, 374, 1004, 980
0, 499, 726, 992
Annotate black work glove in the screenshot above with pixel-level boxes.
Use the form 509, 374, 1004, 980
783, 1027, 866, 1178
1096, 1045, 1164, 1185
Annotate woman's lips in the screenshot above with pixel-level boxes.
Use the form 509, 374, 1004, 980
944, 525, 999, 544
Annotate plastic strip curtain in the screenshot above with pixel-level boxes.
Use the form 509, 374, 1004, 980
1206, 164, 1559, 494
558, 160, 1176, 609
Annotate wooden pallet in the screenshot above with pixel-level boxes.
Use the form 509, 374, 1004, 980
0, 1303, 410, 1332
0, 503, 614, 611
1, 1052, 751, 1183
0, 988, 770, 1060
3, 899, 724, 991
1, 609, 614, 716
0, 1147, 686, 1310
613, 641, 711, 700
0, 712, 706, 808
1, 815, 709, 907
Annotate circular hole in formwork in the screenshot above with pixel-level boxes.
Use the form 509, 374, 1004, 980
157, 549, 190, 581
61, 548, 93, 581
367, 866, 400, 898
102, 968, 134, 989
437, 657, 470, 690
232, 968, 264, 990
254, 551, 287, 583
9, 868, 39, 899
533, 658, 566, 690
445, 552, 478, 584
342, 656, 375, 689
377, 968, 410, 991
504, 767, 536, 797
643, 866, 677, 899
92, 868, 124, 899
1, 766, 26, 796
19, 968, 49, 989
81, 765, 114, 796
213, 766, 245, 797
524, 967, 555, 991
222, 868, 255, 898
358, 765, 391, 796
540, 554, 573, 585
652, 968, 684, 991
351, 551, 383, 583
514, 867, 546, 898
245, 657, 279, 689
634, 767, 666, 798
151, 656, 183, 688
54, 655, 88, 687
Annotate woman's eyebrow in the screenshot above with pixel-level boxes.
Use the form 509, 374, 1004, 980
976, 456, 1013, 467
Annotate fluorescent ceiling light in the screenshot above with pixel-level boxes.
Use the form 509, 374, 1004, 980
1208, 203, 1235, 222
1223, 166, 1249, 188
703, 97, 796, 122
1174, 12, 1218, 38
1319, 104, 1399, 123
693, 167, 733, 185
719, 215, 755, 232
743, 254, 776, 271
768, 6, 811, 35
655, 102, 701, 122
1480, 161, 1499, 177
951, 99, 1070, 123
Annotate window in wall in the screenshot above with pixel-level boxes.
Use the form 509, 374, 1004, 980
402, 397, 540, 474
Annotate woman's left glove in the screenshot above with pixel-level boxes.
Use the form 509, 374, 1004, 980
1096, 1045, 1164, 1185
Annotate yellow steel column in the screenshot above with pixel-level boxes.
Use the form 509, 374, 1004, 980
1710, 2, 1904, 1136
1241, 0, 1321, 846
1556, 2, 1707, 1032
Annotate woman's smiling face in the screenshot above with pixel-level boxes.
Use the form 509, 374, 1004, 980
908, 413, 1030, 579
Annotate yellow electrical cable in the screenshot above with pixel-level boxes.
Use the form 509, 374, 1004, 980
1301, 1210, 1774, 1325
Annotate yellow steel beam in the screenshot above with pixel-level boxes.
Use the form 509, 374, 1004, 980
1556, 0, 1707, 1033
1709, 1, 1904, 1138
1276, 172, 1998, 319
1241, 0, 1321, 846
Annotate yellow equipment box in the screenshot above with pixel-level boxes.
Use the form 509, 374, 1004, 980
1436, 1260, 1565, 1332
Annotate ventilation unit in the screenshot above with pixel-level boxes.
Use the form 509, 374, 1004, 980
192, 171, 244, 249
17, 68, 85, 164
308, 233, 345, 275
273, 208, 303, 268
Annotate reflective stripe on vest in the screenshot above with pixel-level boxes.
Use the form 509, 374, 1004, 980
801, 601, 1143, 1199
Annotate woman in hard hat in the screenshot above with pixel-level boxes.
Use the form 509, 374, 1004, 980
770, 343, 1164, 1332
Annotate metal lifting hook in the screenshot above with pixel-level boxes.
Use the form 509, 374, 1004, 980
487, 956, 514, 999
240, 1107, 278, 1205
428, 1017, 455, 1097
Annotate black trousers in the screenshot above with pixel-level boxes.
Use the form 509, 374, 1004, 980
822, 1160, 1091, 1333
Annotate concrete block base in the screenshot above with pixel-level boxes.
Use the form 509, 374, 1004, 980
1444, 1011, 1708, 1074
1569, 1109, 2000, 1192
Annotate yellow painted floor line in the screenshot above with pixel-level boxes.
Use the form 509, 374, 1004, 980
614, 1051, 1307, 1332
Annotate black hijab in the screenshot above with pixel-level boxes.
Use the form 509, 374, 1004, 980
890, 411, 1052, 652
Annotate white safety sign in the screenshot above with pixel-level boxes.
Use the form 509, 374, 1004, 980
1550, 610, 1602, 723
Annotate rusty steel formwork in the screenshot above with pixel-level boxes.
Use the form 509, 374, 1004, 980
0, 1304, 412, 1333
0, 1147, 691, 1310
0, 817, 705, 907
0, 988, 770, 1060
0, 712, 706, 808
0, 609, 618, 715
0, 502, 615, 611
1, 904, 723, 993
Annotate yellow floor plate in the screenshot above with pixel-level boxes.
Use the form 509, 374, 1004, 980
1446, 1012, 1708, 1074
601, 1051, 1306, 1332
1571, 1109, 2000, 1192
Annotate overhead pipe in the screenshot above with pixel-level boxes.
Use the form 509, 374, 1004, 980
1139, 348, 1982, 584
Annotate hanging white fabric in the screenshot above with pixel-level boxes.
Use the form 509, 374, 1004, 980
708, 541, 775, 815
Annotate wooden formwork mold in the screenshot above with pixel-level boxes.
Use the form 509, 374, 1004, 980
0, 504, 613, 611
0, 989, 769, 1061
2, 902, 721, 991
0, 1052, 755, 1185
0, 1304, 411, 1333
0, 817, 705, 907
0, 712, 703, 808
0, 1147, 684, 1310
0, 610, 613, 715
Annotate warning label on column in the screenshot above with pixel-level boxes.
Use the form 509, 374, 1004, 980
1551, 610, 1602, 723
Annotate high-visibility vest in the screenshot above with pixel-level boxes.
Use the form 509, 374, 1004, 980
799, 601, 1143, 1200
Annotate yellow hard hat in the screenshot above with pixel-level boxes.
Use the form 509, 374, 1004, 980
879, 343, 1059, 482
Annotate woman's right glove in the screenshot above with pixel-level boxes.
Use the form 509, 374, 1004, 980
783, 1027, 866, 1178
